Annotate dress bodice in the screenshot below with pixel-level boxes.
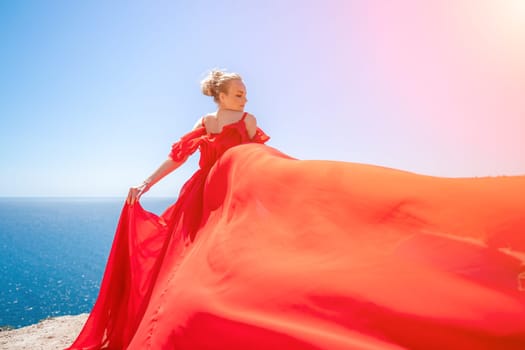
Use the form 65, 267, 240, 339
168, 112, 270, 169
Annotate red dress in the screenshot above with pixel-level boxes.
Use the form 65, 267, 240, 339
68, 112, 525, 349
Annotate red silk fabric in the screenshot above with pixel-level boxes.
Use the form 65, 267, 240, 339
68, 116, 525, 349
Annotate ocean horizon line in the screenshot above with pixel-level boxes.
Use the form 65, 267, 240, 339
0, 196, 176, 199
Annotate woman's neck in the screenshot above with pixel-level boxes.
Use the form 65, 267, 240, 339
213, 108, 244, 125
217, 108, 242, 113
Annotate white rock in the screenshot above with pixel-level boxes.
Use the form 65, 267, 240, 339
0, 314, 88, 350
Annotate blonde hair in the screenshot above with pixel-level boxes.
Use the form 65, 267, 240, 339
200, 68, 243, 104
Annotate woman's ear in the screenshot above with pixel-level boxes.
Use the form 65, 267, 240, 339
218, 91, 226, 104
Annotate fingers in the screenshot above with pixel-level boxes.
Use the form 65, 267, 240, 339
136, 189, 143, 203
132, 188, 139, 205
126, 183, 151, 206
126, 188, 133, 205
135, 184, 149, 202
126, 187, 140, 206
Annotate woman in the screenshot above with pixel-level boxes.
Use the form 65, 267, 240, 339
67, 69, 269, 349
68, 69, 525, 350
126, 70, 261, 207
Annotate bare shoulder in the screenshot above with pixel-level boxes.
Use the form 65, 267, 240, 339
193, 114, 215, 131
244, 112, 257, 126
243, 112, 257, 138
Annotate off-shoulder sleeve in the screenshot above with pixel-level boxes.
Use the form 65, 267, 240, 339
168, 127, 207, 162
251, 127, 270, 144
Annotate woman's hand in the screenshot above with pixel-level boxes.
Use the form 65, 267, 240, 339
126, 181, 151, 205
125, 158, 181, 206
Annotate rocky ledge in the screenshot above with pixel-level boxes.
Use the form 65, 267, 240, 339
0, 314, 88, 350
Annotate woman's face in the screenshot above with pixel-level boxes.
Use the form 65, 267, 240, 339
219, 79, 247, 111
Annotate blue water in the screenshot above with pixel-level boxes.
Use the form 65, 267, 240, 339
0, 197, 174, 329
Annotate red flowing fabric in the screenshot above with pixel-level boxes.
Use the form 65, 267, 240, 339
68, 113, 525, 350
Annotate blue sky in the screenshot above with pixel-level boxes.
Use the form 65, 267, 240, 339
1, 0, 524, 197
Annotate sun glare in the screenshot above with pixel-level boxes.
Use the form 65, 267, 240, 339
455, 0, 525, 70
494, 0, 525, 36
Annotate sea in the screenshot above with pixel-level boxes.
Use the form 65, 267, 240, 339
0, 197, 175, 329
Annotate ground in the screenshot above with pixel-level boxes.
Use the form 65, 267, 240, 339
0, 314, 87, 350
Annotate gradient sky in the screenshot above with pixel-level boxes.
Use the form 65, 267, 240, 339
1, 0, 524, 197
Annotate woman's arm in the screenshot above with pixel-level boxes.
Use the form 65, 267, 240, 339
126, 157, 187, 205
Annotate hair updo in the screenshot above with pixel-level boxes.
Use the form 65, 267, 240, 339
200, 68, 243, 104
